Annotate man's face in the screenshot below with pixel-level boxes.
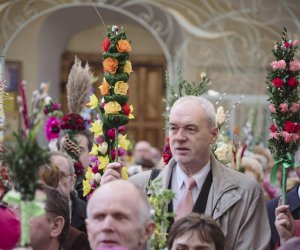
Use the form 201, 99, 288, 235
77, 134, 91, 169
30, 213, 52, 249
86, 188, 148, 250
51, 155, 74, 196
169, 101, 217, 169
171, 230, 216, 250
134, 142, 151, 163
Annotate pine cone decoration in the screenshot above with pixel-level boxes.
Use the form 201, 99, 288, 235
63, 136, 80, 159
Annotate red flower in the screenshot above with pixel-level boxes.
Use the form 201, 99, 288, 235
287, 76, 297, 87
284, 41, 292, 48
272, 78, 283, 88
122, 103, 130, 116
162, 142, 172, 165
74, 160, 84, 176
284, 121, 300, 133
269, 123, 278, 133
102, 37, 111, 52
60, 113, 86, 131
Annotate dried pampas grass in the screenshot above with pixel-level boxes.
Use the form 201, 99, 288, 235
66, 57, 93, 114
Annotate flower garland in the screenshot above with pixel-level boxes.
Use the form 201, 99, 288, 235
267, 28, 300, 204
84, 25, 133, 198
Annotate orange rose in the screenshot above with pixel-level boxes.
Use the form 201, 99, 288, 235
117, 40, 132, 52
99, 80, 110, 96
103, 57, 118, 74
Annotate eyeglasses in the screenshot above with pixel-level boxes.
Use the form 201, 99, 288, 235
59, 171, 73, 179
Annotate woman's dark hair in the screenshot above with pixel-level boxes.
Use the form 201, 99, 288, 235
168, 213, 225, 250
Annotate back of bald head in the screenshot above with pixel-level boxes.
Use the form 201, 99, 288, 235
87, 180, 152, 223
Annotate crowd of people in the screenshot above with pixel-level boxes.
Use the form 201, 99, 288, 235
1, 95, 300, 250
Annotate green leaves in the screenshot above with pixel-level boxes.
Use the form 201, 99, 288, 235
1, 131, 49, 200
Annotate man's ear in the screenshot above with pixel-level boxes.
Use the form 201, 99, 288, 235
210, 127, 219, 144
139, 221, 156, 245
50, 216, 65, 239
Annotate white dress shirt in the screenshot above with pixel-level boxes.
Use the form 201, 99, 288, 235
172, 161, 211, 211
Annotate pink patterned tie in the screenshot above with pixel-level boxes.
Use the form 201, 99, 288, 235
175, 176, 197, 221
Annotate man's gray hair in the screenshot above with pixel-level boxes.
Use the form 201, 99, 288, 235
172, 96, 217, 127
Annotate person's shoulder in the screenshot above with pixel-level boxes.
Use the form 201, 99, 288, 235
129, 170, 152, 189
214, 161, 263, 198
64, 226, 90, 250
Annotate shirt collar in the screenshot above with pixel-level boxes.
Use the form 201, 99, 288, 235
176, 161, 211, 189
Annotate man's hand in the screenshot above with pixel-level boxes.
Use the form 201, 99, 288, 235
100, 162, 123, 185
275, 204, 296, 245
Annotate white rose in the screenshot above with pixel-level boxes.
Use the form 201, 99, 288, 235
216, 106, 226, 128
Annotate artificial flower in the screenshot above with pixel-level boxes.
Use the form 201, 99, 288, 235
122, 103, 131, 116
118, 134, 130, 150
60, 113, 85, 131
99, 80, 110, 96
102, 37, 110, 52
83, 179, 92, 197
287, 76, 297, 87
123, 60, 133, 74
90, 144, 99, 156
129, 105, 134, 119
98, 156, 109, 170
103, 57, 118, 74
114, 81, 129, 95
284, 41, 292, 48
284, 121, 300, 133
121, 167, 128, 180
269, 123, 278, 133
290, 102, 300, 112
268, 104, 276, 113
280, 103, 289, 113
87, 94, 99, 109
271, 60, 286, 70
90, 120, 103, 138
94, 173, 102, 183
272, 78, 283, 88
289, 60, 300, 71
292, 40, 299, 46
216, 106, 226, 128
107, 128, 116, 139
45, 117, 60, 141
98, 142, 108, 155
162, 142, 172, 165
104, 101, 122, 114
85, 167, 93, 182
117, 39, 132, 52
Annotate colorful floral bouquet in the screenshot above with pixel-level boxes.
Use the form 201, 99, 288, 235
84, 25, 133, 198
1, 81, 49, 246
267, 28, 300, 204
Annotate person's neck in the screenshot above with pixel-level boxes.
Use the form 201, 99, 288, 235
36, 240, 60, 250
180, 159, 210, 176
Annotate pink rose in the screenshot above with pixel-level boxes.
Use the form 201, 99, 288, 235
270, 132, 280, 140
292, 40, 299, 46
281, 131, 292, 143
287, 76, 297, 87
271, 60, 286, 70
274, 44, 278, 50
289, 60, 300, 71
268, 104, 276, 113
290, 102, 300, 112
272, 78, 283, 88
280, 103, 289, 113
292, 133, 300, 142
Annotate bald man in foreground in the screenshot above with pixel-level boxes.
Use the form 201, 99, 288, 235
86, 180, 155, 250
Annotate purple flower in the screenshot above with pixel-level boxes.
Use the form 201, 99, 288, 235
107, 128, 116, 139
89, 155, 98, 162
45, 117, 60, 141
95, 136, 104, 144
118, 126, 126, 134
